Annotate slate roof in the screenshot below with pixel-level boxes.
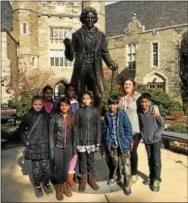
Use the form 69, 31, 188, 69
1, 1, 12, 32
106, 1, 188, 37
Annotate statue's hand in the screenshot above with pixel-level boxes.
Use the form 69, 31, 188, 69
63, 38, 71, 46
109, 61, 118, 71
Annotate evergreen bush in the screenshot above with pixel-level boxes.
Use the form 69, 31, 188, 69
8, 91, 33, 119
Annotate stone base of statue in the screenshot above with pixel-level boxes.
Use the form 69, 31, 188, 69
74, 150, 121, 194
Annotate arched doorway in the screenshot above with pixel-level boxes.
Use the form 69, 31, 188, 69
54, 80, 68, 99
143, 71, 167, 93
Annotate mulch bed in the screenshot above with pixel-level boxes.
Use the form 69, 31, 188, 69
169, 141, 188, 155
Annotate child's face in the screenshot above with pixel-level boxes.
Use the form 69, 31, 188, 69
60, 102, 70, 114
32, 99, 43, 112
82, 94, 92, 106
108, 103, 118, 113
140, 98, 151, 111
67, 87, 76, 99
44, 89, 53, 101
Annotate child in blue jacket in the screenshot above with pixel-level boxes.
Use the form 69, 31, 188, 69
104, 95, 133, 195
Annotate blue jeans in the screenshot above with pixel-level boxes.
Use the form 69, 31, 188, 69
145, 141, 162, 182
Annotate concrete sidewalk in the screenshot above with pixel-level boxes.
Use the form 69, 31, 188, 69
1, 144, 187, 202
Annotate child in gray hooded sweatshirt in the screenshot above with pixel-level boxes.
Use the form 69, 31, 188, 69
138, 93, 165, 192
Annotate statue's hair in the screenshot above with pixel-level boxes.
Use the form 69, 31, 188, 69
80, 7, 98, 24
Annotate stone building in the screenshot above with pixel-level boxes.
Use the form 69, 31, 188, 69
106, 1, 188, 101
1, 1, 105, 100
1, 1, 19, 103
1, 1, 188, 102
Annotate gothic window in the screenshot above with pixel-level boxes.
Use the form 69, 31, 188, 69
49, 28, 72, 67
51, 58, 54, 66
50, 27, 72, 43
22, 23, 28, 35
50, 49, 72, 67
1, 79, 4, 86
126, 43, 137, 70
54, 29, 58, 38
50, 28, 53, 38
31, 57, 35, 66
54, 81, 66, 99
147, 82, 165, 92
152, 42, 159, 67
6, 88, 11, 94
60, 57, 64, 66
59, 29, 63, 38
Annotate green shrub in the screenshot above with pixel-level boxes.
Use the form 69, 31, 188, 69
8, 91, 33, 118
102, 76, 119, 112
137, 85, 183, 116
183, 102, 188, 115
167, 124, 188, 134
102, 82, 184, 117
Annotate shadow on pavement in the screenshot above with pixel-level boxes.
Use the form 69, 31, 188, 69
17, 154, 36, 189
137, 170, 148, 181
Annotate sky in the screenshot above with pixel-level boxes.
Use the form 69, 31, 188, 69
105, 1, 118, 5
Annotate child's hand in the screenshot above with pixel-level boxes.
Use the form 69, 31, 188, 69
95, 144, 100, 151
152, 106, 160, 117
131, 139, 135, 149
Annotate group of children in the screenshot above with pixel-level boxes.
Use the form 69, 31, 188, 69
14, 84, 165, 200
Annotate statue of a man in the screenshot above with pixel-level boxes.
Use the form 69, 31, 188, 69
64, 7, 117, 108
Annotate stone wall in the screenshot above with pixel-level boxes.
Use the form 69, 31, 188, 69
107, 19, 188, 102
107, 35, 126, 72
8, 1, 188, 102
38, 16, 81, 83
1, 31, 18, 102
12, 1, 39, 77
10, 1, 106, 86
37, 2, 81, 83
38, 2, 80, 17
12, 2, 38, 55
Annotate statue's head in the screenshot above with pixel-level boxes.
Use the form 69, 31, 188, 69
80, 7, 98, 29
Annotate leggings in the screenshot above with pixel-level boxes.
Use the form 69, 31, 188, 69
68, 154, 77, 173
32, 159, 50, 186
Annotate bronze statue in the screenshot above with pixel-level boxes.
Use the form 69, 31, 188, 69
64, 7, 117, 108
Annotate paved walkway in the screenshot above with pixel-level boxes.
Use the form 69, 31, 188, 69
1, 144, 188, 202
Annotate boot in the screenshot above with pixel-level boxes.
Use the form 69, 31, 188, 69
67, 172, 76, 188
56, 184, 63, 201
89, 173, 99, 190
79, 174, 87, 192
61, 183, 72, 197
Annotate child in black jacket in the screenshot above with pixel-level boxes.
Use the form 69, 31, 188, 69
50, 97, 75, 201
14, 95, 53, 197
75, 91, 101, 192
